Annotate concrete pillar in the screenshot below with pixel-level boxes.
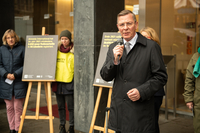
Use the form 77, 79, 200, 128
139, 0, 161, 39
74, 0, 124, 132
146, 0, 161, 39
0, 0, 14, 45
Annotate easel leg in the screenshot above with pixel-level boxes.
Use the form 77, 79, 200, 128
104, 88, 112, 133
44, 82, 49, 112
18, 82, 32, 133
89, 87, 103, 133
35, 82, 41, 119
47, 82, 54, 133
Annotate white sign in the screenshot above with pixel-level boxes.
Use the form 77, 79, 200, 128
133, 4, 139, 15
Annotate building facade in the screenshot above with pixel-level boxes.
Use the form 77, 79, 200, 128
0, 0, 199, 132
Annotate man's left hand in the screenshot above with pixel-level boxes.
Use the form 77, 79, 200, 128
127, 88, 140, 102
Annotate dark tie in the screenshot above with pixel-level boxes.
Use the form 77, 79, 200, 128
125, 42, 131, 54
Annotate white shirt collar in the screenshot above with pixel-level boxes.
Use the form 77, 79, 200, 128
123, 33, 138, 49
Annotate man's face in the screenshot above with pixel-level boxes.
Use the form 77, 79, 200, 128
117, 13, 138, 42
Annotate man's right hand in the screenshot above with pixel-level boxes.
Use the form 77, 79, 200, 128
186, 102, 193, 110
113, 45, 124, 65
127, 88, 140, 102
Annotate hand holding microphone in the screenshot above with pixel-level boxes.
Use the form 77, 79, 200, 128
113, 38, 124, 65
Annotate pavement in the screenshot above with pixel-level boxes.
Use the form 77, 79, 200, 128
0, 89, 194, 133
0, 88, 83, 133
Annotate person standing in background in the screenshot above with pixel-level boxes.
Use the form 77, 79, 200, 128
183, 47, 200, 133
100, 10, 167, 133
52, 30, 75, 133
140, 27, 165, 133
0, 29, 28, 133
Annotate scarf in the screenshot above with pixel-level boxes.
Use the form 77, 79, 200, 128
193, 47, 200, 78
60, 43, 73, 53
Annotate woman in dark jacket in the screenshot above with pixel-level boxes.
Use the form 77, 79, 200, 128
140, 27, 165, 133
52, 30, 74, 133
0, 29, 27, 133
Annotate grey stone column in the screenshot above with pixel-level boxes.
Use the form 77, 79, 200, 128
74, 0, 124, 132
74, 0, 95, 132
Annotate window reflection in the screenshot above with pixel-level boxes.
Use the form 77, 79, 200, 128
14, 0, 74, 43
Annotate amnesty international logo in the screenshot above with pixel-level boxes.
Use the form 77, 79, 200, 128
57, 58, 65, 63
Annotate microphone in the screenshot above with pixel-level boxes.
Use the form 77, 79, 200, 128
117, 37, 124, 62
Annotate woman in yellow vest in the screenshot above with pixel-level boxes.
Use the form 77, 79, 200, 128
52, 30, 74, 133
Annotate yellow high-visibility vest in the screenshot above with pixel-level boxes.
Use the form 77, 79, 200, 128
55, 51, 74, 83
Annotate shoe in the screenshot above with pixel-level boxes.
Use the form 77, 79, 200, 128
59, 124, 66, 133
67, 126, 74, 133
10, 130, 15, 133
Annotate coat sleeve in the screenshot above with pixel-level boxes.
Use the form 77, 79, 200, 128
137, 43, 168, 101
100, 43, 117, 81
13, 46, 25, 77
0, 48, 8, 77
183, 54, 196, 103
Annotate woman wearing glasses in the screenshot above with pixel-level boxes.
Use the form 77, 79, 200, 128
0, 29, 28, 133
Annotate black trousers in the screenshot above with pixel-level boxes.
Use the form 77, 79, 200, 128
154, 96, 163, 133
56, 93, 74, 126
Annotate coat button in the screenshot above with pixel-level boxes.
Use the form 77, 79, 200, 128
124, 80, 127, 83
123, 99, 126, 101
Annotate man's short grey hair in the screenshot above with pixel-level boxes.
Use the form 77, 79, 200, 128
117, 10, 137, 23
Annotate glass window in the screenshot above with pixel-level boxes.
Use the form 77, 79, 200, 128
160, 0, 200, 113
14, 0, 34, 46
55, 0, 74, 40
125, 0, 139, 31
14, 0, 74, 44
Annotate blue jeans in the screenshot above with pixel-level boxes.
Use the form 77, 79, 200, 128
56, 93, 74, 126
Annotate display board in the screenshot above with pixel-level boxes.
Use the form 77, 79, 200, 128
93, 32, 121, 87
22, 35, 58, 81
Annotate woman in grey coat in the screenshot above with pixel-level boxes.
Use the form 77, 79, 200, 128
0, 29, 27, 133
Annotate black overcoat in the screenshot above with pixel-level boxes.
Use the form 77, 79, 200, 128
100, 33, 168, 133
0, 43, 28, 100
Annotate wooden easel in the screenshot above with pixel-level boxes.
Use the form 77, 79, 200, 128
18, 27, 55, 133
89, 85, 115, 133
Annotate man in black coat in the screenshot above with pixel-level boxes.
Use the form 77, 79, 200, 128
100, 10, 168, 133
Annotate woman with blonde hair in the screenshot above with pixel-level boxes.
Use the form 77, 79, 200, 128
140, 27, 164, 133
140, 27, 160, 45
0, 29, 28, 133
